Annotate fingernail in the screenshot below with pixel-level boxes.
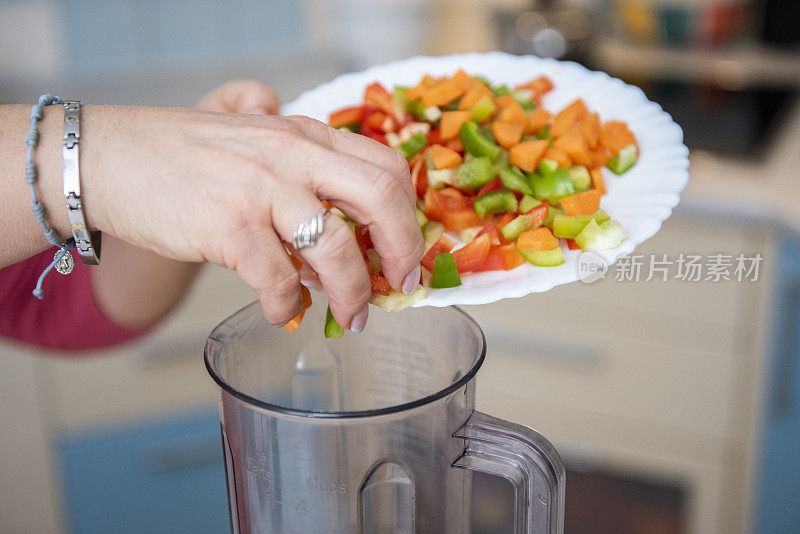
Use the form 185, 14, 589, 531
402, 266, 421, 295
350, 306, 369, 333
245, 107, 269, 116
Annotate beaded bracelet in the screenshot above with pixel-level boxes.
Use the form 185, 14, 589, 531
26, 94, 76, 298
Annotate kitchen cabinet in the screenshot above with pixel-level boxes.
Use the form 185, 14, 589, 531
755, 232, 800, 533
56, 410, 228, 534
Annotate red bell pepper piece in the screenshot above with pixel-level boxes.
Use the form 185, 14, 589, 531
369, 272, 391, 295
452, 234, 491, 273
476, 177, 503, 197
354, 224, 373, 256
526, 201, 549, 229
410, 155, 428, 198
494, 212, 515, 243
475, 244, 526, 271
427, 128, 442, 146
360, 127, 387, 145
421, 235, 456, 271
363, 110, 387, 131
329, 106, 364, 128
442, 208, 490, 231
364, 82, 394, 114
566, 238, 582, 250
476, 223, 502, 246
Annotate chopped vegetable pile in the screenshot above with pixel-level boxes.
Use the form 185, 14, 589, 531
290, 70, 639, 336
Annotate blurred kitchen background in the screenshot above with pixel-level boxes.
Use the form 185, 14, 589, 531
1, 0, 799, 533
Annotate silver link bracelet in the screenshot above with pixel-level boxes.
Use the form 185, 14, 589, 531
63, 100, 101, 264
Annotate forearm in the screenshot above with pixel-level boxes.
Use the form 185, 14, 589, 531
92, 236, 201, 329
1, 104, 78, 266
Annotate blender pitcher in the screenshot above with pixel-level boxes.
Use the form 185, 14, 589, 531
205, 300, 565, 534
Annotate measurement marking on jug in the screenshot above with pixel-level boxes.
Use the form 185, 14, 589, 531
296, 500, 308, 514
307, 476, 348, 495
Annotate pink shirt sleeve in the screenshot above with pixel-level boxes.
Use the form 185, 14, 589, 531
0, 248, 146, 353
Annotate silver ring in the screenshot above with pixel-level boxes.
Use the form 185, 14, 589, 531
292, 208, 330, 250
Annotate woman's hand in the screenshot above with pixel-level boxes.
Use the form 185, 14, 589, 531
80, 101, 423, 331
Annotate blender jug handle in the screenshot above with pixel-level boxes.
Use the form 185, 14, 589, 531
452, 411, 565, 534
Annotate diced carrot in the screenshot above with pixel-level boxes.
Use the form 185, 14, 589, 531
364, 82, 394, 114
516, 76, 554, 98
491, 121, 524, 149
452, 69, 478, 91
477, 177, 503, 197
551, 99, 588, 138
494, 95, 517, 110
554, 129, 592, 167
559, 190, 602, 216
589, 168, 606, 195
363, 110, 387, 131
421, 75, 439, 87
421, 79, 464, 108
407, 83, 425, 101
441, 208, 491, 231
369, 272, 391, 296
590, 146, 612, 168
283, 309, 305, 333
427, 144, 463, 170
517, 227, 559, 251
440, 111, 473, 141
421, 235, 456, 271
458, 84, 494, 110
581, 112, 601, 149
329, 106, 364, 128
544, 146, 572, 168
524, 108, 552, 135
452, 234, 491, 273
496, 100, 527, 126
509, 139, 549, 173
300, 284, 312, 309
600, 120, 638, 156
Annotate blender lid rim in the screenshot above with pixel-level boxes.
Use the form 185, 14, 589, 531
204, 304, 487, 419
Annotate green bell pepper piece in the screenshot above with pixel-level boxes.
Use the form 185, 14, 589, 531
532, 168, 575, 204
491, 149, 510, 176
473, 191, 517, 218
491, 84, 511, 96
416, 207, 428, 229
501, 213, 536, 242
518, 194, 541, 214
393, 87, 425, 120
454, 156, 494, 190
500, 166, 535, 196
396, 132, 428, 159
459, 121, 502, 161
324, 305, 344, 338
543, 205, 563, 229
512, 89, 536, 112
569, 165, 592, 193
431, 253, 462, 288
575, 219, 626, 251
537, 126, 552, 143
552, 209, 611, 238
516, 246, 565, 267
337, 123, 361, 134
537, 158, 559, 176
471, 97, 496, 123
607, 144, 637, 175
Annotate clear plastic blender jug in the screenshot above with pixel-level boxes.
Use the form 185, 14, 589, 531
205, 300, 565, 534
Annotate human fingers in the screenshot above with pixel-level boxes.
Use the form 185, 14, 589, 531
197, 79, 280, 115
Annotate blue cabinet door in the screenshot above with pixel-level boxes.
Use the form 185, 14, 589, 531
756, 234, 800, 533
56, 409, 230, 534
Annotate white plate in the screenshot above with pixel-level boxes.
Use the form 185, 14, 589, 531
283, 52, 689, 307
